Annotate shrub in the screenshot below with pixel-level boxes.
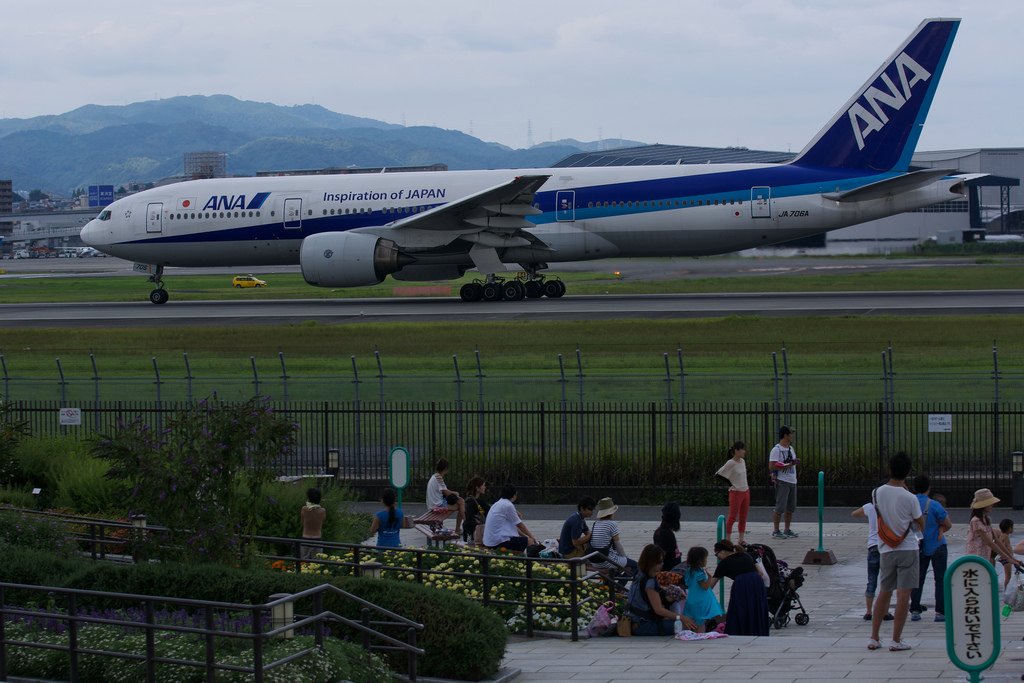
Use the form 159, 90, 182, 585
93, 395, 299, 564
0, 506, 77, 557
52, 450, 127, 514
323, 576, 507, 681
253, 480, 369, 552
0, 402, 29, 485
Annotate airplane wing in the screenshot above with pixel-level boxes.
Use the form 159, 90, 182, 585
822, 169, 957, 202
365, 174, 551, 250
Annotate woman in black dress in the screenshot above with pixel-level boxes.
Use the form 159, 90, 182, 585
705, 540, 769, 636
652, 501, 682, 569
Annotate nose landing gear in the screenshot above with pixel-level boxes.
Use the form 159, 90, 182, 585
147, 265, 169, 305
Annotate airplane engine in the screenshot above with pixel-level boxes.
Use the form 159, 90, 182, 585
299, 232, 403, 287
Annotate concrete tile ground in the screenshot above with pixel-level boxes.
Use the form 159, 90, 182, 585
360, 503, 1024, 682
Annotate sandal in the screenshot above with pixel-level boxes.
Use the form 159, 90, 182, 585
867, 638, 881, 651
889, 640, 912, 652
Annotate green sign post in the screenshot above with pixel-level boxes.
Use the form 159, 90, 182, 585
389, 446, 409, 507
945, 555, 1001, 683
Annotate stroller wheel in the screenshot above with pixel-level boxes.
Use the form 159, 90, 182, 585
795, 612, 809, 626
772, 614, 788, 629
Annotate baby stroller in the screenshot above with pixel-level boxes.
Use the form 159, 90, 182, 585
744, 542, 809, 629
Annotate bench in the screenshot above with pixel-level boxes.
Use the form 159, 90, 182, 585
413, 508, 458, 548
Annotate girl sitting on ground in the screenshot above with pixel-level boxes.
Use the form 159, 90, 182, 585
682, 546, 724, 631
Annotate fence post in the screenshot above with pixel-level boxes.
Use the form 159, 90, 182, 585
475, 347, 485, 450
0, 354, 7, 403
663, 353, 673, 445
453, 355, 463, 447
279, 351, 289, 405
650, 402, 657, 499
183, 352, 194, 404
250, 355, 260, 398
90, 353, 101, 432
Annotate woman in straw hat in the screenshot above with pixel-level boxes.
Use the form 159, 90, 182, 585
966, 488, 1023, 569
590, 497, 639, 580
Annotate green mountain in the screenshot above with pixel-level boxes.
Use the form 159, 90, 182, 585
0, 95, 641, 193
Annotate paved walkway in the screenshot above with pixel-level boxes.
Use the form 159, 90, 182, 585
363, 504, 1024, 682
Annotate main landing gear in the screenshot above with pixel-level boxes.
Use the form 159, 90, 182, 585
148, 266, 169, 305
459, 274, 565, 302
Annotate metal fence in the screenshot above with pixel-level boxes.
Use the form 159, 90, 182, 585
13, 399, 1024, 508
0, 345, 1020, 406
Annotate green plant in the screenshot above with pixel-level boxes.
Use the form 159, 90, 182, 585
0, 507, 76, 557
93, 395, 298, 564
0, 402, 30, 485
324, 576, 507, 681
253, 480, 368, 551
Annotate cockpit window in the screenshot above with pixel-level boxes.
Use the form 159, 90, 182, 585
98, 210, 112, 221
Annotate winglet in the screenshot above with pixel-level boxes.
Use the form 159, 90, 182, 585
791, 18, 959, 172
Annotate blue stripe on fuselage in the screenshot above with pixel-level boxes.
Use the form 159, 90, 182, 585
528, 166, 892, 224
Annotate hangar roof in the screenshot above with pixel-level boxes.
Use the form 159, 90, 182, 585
553, 143, 794, 167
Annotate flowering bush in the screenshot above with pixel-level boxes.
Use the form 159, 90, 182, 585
93, 395, 298, 564
0, 505, 76, 557
2, 618, 390, 683
273, 545, 616, 635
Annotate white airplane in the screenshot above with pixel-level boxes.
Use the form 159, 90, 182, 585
83, 18, 969, 305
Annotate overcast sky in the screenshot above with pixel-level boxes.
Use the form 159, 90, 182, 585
3, 1, 1019, 153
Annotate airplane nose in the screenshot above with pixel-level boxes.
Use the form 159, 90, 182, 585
80, 219, 101, 248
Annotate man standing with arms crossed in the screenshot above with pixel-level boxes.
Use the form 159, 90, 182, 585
770, 426, 798, 539
869, 451, 924, 652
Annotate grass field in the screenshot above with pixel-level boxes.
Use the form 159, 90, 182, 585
0, 260, 1022, 402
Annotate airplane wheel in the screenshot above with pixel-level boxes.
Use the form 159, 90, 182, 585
524, 280, 543, 298
150, 288, 169, 305
481, 283, 503, 301
502, 281, 526, 301
542, 280, 564, 298
460, 283, 482, 302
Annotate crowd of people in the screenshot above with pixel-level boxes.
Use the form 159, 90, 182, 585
340, 441, 1024, 644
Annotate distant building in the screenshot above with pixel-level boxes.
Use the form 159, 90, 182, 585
184, 151, 227, 180
0, 180, 12, 253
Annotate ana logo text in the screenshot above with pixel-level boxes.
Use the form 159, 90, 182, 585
201, 192, 271, 212
847, 51, 931, 151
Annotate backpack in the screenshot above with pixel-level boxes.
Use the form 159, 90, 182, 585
872, 487, 912, 548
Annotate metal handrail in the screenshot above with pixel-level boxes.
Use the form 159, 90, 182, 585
0, 580, 424, 683
10, 507, 613, 640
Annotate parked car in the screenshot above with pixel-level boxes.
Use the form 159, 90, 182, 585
231, 275, 267, 288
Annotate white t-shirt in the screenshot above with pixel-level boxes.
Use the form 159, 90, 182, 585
770, 443, 797, 484
426, 473, 447, 508
873, 484, 922, 554
482, 497, 521, 547
860, 502, 879, 548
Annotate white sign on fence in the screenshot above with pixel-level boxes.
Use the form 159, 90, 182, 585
929, 414, 953, 433
58, 407, 81, 426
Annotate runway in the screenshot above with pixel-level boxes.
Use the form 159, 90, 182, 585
2, 289, 1023, 328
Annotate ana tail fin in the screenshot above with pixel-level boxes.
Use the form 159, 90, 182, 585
791, 18, 959, 172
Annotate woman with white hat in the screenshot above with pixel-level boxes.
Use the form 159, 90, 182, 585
966, 488, 1023, 569
589, 497, 638, 581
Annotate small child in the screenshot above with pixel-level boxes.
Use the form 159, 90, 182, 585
996, 518, 1016, 589
681, 546, 724, 632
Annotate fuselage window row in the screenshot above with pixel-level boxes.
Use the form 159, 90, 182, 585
583, 198, 743, 209
167, 211, 260, 221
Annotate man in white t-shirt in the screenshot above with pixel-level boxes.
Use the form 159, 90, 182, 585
869, 451, 923, 653
769, 426, 798, 539
482, 483, 536, 552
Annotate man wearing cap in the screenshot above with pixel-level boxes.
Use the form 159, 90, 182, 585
770, 426, 799, 539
